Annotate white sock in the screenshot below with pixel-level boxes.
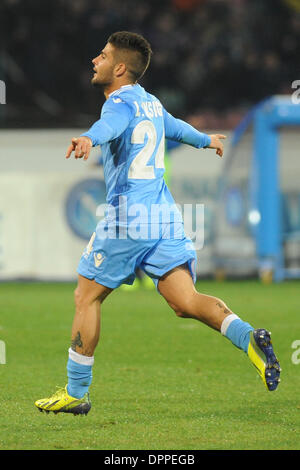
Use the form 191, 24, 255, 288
68, 347, 94, 366
220, 313, 239, 336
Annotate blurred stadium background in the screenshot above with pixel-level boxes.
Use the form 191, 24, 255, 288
0, 0, 299, 283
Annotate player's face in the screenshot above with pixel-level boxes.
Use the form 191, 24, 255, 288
91, 43, 117, 88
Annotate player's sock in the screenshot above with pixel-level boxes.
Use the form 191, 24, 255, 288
67, 348, 94, 399
221, 314, 254, 353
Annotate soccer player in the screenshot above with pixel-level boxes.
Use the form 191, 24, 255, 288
35, 32, 281, 416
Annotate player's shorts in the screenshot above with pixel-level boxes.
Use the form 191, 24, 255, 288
77, 219, 197, 290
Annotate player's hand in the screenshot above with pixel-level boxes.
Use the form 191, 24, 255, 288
65, 136, 93, 160
208, 134, 226, 158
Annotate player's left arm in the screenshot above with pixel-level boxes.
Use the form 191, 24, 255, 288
163, 108, 226, 157
65, 99, 134, 160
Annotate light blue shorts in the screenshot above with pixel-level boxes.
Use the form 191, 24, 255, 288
77, 220, 197, 290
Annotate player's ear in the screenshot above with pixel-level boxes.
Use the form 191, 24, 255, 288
114, 62, 127, 78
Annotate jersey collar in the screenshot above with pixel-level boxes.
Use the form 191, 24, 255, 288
109, 84, 136, 97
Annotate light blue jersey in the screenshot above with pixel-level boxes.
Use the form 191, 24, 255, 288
81, 84, 210, 227
78, 83, 211, 289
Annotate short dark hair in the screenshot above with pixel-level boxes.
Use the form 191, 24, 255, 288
108, 31, 152, 82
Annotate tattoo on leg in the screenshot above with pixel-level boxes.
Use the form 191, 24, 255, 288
216, 301, 231, 315
71, 331, 83, 352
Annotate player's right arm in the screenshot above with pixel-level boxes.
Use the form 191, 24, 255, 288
65, 98, 134, 160
163, 108, 226, 157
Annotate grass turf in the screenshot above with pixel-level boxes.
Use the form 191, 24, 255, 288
0, 280, 300, 450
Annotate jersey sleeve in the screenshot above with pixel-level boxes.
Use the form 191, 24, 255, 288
163, 108, 211, 149
80, 97, 135, 146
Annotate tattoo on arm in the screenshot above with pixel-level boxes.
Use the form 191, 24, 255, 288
71, 331, 83, 352
216, 301, 231, 315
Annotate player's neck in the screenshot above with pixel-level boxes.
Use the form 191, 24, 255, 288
104, 80, 136, 99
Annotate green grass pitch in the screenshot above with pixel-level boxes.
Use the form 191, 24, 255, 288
0, 280, 300, 450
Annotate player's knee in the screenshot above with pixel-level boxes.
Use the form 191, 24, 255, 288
74, 285, 108, 310
74, 287, 92, 310
74, 287, 84, 309
168, 299, 196, 318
